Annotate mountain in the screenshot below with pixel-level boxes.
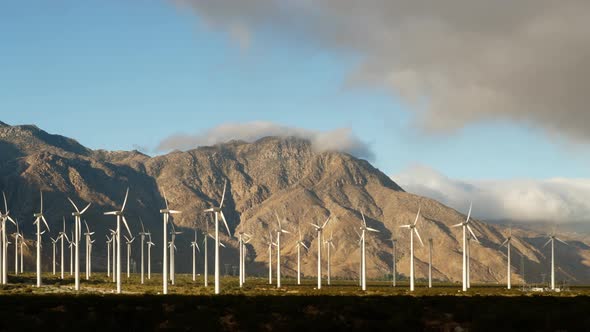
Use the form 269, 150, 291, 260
1, 121, 589, 284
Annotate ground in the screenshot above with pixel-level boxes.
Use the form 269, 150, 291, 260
1, 273, 589, 331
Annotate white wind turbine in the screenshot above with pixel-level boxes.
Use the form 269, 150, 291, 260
428, 238, 433, 288
359, 212, 379, 291
400, 208, 424, 292
451, 203, 479, 292
1, 192, 17, 284
138, 218, 148, 284
20, 233, 28, 274
67, 197, 91, 290
310, 216, 332, 289
51, 237, 58, 275
203, 180, 232, 295
543, 230, 567, 291
324, 231, 336, 286
274, 212, 290, 288
391, 236, 397, 287
267, 232, 274, 285
124, 235, 135, 278
146, 231, 154, 280
169, 222, 181, 285
33, 191, 50, 287
68, 231, 74, 275
12, 219, 21, 275
353, 229, 362, 287
83, 220, 95, 280
295, 227, 309, 285
58, 218, 69, 279
106, 235, 112, 277
109, 228, 116, 282
159, 191, 181, 295
190, 230, 201, 282
500, 227, 515, 290
202, 220, 210, 287
104, 188, 133, 294
237, 231, 251, 288
242, 234, 252, 285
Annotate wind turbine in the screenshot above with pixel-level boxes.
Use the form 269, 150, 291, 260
391, 236, 397, 287
1, 192, 17, 284
203, 180, 232, 295
451, 202, 479, 292
267, 232, 273, 285
159, 191, 181, 295
68, 232, 74, 276
104, 188, 133, 294
295, 227, 309, 285
124, 235, 135, 278
190, 230, 200, 282
33, 191, 50, 287
428, 238, 433, 288
169, 222, 182, 285
109, 229, 117, 282
500, 227, 515, 290
58, 218, 69, 279
359, 212, 379, 291
310, 216, 331, 289
106, 235, 112, 277
400, 207, 424, 292
274, 212, 290, 288
51, 237, 58, 275
138, 218, 148, 284
324, 231, 335, 286
353, 229, 362, 287
83, 220, 95, 280
202, 220, 210, 287
242, 234, 252, 285
67, 197, 91, 290
237, 231, 252, 287
543, 230, 567, 290
147, 231, 154, 280
20, 234, 28, 273
12, 219, 21, 275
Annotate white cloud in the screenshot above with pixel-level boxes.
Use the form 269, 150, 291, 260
171, 0, 590, 143
156, 121, 375, 160
393, 165, 590, 223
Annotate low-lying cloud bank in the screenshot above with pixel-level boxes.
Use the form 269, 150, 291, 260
156, 121, 375, 160
393, 165, 590, 224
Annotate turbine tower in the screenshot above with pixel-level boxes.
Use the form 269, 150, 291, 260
160, 191, 181, 294
202, 220, 210, 287
451, 202, 479, 292
428, 238, 433, 288
50, 237, 58, 275
20, 234, 28, 274
146, 231, 154, 280
68, 197, 91, 290
295, 227, 309, 285
543, 230, 567, 290
391, 236, 397, 287
360, 212, 379, 291
58, 218, 69, 279
203, 180, 232, 295
169, 222, 182, 285
400, 207, 424, 292
325, 231, 336, 286
124, 235, 135, 278
1, 192, 17, 284
138, 218, 148, 284
310, 216, 331, 290
500, 227, 514, 290
274, 212, 290, 288
83, 220, 95, 280
241, 233, 252, 286
237, 231, 251, 287
106, 235, 112, 277
33, 191, 50, 288
104, 188, 133, 294
267, 232, 273, 285
11, 219, 21, 275
190, 230, 201, 282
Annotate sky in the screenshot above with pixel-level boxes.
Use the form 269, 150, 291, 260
1, 0, 589, 223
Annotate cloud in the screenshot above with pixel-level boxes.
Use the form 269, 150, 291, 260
393, 165, 590, 224
156, 121, 375, 160
171, 0, 590, 143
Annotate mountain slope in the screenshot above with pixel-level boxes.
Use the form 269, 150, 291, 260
0, 121, 588, 284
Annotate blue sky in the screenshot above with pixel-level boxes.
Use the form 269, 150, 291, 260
1, 0, 589, 184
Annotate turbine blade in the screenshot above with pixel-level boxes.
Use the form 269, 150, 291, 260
121, 187, 130, 212
414, 229, 424, 246
219, 241, 226, 248
42, 216, 50, 232
556, 237, 568, 246
104, 211, 118, 216
467, 225, 479, 243
84, 220, 90, 233
219, 180, 227, 208
499, 239, 509, 248
543, 238, 552, 248
361, 212, 367, 227
466, 201, 473, 223
310, 223, 320, 230
220, 211, 232, 237
7, 216, 16, 226
140, 217, 145, 234
399, 225, 411, 229
366, 227, 380, 233
413, 207, 421, 226
67, 197, 80, 213
40, 190, 43, 213
321, 216, 331, 229
2, 192, 7, 214
451, 223, 463, 228
302, 243, 309, 250
122, 216, 132, 238
80, 203, 91, 214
